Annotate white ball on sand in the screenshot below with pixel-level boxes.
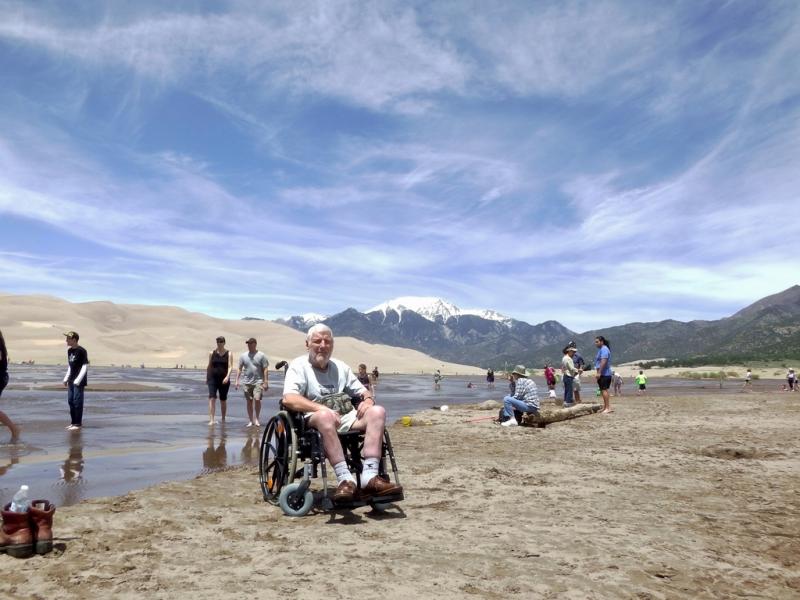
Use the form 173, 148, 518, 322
440, 405, 449, 412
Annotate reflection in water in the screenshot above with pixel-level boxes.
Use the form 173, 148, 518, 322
240, 428, 259, 465
0, 443, 21, 478
58, 429, 85, 506
202, 424, 227, 471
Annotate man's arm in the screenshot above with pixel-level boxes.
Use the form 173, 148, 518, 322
282, 393, 326, 413
261, 357, 269, 390
63, 365, 70, 387
73, 364, 88, 386
234, 357, 242, 389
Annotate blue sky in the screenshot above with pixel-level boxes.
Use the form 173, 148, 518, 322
0, 1, 798, 332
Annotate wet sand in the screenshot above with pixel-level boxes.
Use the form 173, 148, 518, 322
0, 366, 508, 506
2, 389, 799, 599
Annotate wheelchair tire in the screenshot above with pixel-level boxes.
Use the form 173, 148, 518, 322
278, 482, 314, 517
259, 411, 298, 504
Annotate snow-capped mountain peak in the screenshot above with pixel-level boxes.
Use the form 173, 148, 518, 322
368, 296, 461, 322
368, 296, 511, 326
300, 312, 327, 325
462, 308, 513, 325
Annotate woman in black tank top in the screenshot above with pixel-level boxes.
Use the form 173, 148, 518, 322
0, 329, 20, 439
206, 336, 233, 425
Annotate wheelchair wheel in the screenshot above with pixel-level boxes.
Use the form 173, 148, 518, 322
259, 411, 298, 503
278, 482, 314, 517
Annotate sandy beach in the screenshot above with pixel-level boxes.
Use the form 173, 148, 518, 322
2, 389, 798, 599
0, 293, 483, 375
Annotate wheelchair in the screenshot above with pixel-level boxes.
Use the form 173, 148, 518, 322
259, 406, 404, 516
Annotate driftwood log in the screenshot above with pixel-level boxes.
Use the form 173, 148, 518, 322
520, 403, 602, 428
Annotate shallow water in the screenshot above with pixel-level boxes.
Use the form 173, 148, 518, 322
0, 365, 772, 506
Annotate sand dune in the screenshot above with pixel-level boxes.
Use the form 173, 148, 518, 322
0, 293, 483, 375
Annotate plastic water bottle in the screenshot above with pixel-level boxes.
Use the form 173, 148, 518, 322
9, 485, 29, 513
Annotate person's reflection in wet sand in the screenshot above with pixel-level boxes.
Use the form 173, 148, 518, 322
240, 428, 259, 465
0, 443, 21, 478
58, 429, 85, 506
202, 423, 227, 471
60, 430, 85, 482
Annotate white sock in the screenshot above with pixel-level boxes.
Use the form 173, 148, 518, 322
333, 461, 355, 484
361, 458, 380, 486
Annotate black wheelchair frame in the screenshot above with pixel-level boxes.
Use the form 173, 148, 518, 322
259, 407, 403, 516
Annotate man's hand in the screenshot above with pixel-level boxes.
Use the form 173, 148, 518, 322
261, 382, 268, 391
63, 380, 68, 388
222, 377, 229, 384
356, 396, 374, 419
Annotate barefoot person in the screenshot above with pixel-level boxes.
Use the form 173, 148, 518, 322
206, 336, 233, 425
62, 331, 89, 430
594, 336, 613, 414
235, 338, 269, 427
282, 324, 402, 504
0, 330, 20, 440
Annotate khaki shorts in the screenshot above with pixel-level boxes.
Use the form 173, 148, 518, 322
243, 383, 264, 402
305, 408, 358, 434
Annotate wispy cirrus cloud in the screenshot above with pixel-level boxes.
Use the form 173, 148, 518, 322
0, 1, 797, 330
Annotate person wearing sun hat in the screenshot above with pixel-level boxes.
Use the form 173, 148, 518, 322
500, 365, 539, 427
62, 331, 89, 430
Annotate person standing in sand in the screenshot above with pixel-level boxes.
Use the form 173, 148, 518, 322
206, 336, 233, 425
635, 370, 648, 395
787, 369, 796, 392
235, 338, 269, 427
612, 371, 624, 396
0, 330, 20, 440
282, 324, 402, 503
561, 345, 578, 407
594, 336, 613, 414
62, 331, 89, 430
743, 369, 752, 389
544, 363, 556, 397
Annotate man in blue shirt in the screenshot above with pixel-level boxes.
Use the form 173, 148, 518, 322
594, 336, 613, 414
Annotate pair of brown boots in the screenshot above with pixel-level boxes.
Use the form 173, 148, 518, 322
0, 500, 56, 559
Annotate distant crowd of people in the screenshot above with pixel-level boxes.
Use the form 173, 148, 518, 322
1, 325, 797, 443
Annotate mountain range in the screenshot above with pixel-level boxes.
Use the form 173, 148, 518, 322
275, 286, 800, 368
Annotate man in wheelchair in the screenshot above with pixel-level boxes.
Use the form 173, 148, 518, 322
282, 324, 403, 505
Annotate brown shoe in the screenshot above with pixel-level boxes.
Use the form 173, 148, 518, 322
332, 480, 356, 504
360, 476, 403, 498
1, 503, 33, 559
29, 500, 55, 555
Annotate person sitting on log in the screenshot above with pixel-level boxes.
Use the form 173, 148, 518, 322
499, 365, 540, 427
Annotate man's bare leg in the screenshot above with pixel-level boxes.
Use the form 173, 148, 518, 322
307, 409, 345, 465
351, 405, 386, 459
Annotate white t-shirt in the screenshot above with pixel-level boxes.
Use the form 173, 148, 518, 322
283, 355, 366, 402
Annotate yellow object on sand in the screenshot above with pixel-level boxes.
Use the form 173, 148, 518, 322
401, 416, 412, 427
